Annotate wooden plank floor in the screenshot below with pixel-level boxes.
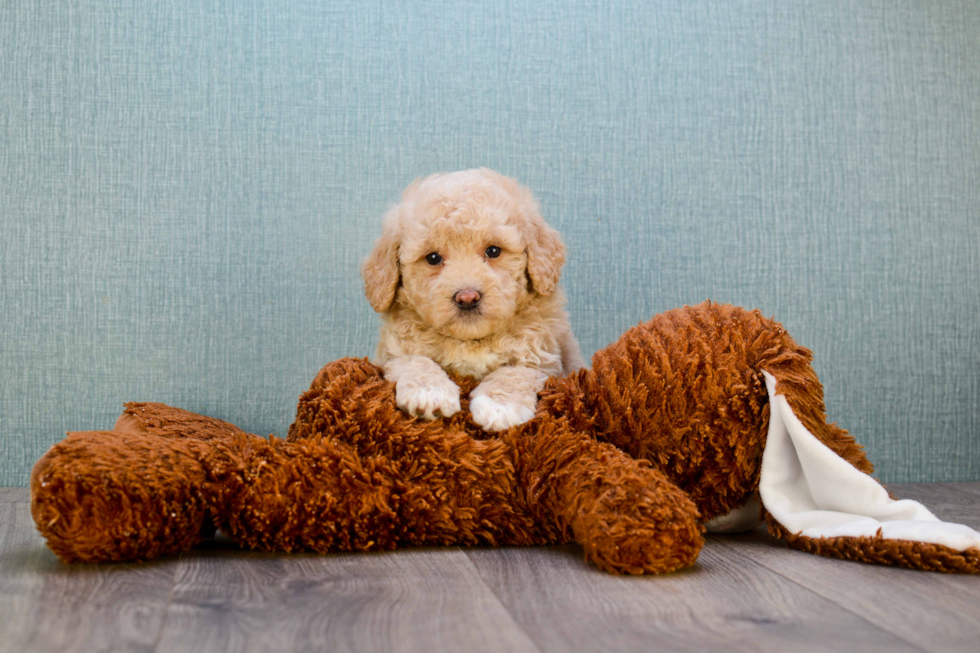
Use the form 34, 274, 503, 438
1, 484, 978, 652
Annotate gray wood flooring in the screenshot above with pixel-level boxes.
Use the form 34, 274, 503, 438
1, 483, 978, 652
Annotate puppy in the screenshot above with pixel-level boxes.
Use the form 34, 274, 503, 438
362, 168, 585, 432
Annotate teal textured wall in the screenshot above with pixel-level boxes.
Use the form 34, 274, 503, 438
2, 0, 979, 485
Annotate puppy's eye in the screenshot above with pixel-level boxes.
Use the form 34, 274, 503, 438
485, 245, 501, 259
425, 252, 442, 265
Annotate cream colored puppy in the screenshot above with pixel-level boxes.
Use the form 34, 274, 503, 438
362, 168, 585, 432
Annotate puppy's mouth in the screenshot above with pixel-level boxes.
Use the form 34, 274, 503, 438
440, 309, 495, 341
455, 304, 482, 316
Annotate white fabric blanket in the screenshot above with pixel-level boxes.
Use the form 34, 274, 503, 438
707, 371, 980, 553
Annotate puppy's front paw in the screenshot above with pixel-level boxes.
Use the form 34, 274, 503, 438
395, 379, 461, 420
469, 395, 536, 432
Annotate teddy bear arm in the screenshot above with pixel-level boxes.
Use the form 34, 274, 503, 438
505, 420, 703, 574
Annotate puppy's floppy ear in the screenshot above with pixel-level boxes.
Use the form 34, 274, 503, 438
362, 207, 402, 313
525, 209, 566, 297
499, 172, 566, 296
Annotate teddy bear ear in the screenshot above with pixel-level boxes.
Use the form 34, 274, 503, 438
362, 208, 402, 313
525, 209, 566, 297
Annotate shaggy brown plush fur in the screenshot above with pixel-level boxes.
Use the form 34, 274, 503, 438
30, 302, 977, 574
765, 515, 980, 573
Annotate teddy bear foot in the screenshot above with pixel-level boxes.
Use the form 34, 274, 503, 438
31, 428, 217, 563
570, 482, 704, 575
511, 424, 704, 574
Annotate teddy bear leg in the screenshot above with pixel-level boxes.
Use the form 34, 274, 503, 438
505, 422, 704, 574
216, 428, 548, 555
31, 430, 218, 563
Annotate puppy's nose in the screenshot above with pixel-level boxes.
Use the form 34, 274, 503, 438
454, 288, 481, 310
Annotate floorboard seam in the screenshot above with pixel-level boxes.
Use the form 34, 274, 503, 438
458, 547, 548, 653
706, 535, 932, 653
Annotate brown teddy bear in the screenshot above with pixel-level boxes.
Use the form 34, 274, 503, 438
30, 302, 980, 574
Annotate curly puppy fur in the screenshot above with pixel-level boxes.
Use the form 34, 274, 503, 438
362, 169, 585, 431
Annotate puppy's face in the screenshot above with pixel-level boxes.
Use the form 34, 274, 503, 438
399, 196, 529, 340
363, 169, 565, 340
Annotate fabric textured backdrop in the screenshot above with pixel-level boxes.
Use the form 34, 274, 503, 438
2, 0, 978, 485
